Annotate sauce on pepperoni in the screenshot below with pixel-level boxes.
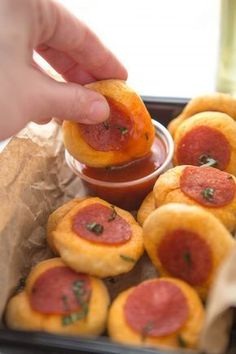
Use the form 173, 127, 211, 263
79, 97, 134, 152
30, 266, 91, 315
124, 280, 189, 337
72, 203, 132, 245
180, 166, 236, 207
176, 126, 231, 170
158, 230, 212, 285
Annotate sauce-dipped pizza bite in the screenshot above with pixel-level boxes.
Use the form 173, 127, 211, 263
153, 165, 236, 232
5, 258, 110, 336
168, 93, 236, 137
143, 204, 235, 299
108, 277, 204, 350
48, 197, 144, 277
63, 80, 155, 167
173, 112, 236, 175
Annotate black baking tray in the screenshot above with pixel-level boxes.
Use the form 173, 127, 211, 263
1, 96, 234, 354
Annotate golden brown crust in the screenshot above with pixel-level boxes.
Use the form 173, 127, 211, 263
153, 165, 236, 232
143, 203, 235, 299
5, 258, 110, 336
168, 93, 236, 137
173, 112, 236, 175
47, 198, 87, 253
51, 197, 144, 277
108, 277, 204, 350
137, 192, 156, 226
62, 79, 155, 167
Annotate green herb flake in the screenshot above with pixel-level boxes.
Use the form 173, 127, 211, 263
73, 280, 86, 298
183, 251, 192, 266
117, 126, 128, 135
103, 121, 110, 130
120, 254, 136, 263
177, 334, 187, 348
201, 187, 215, 201
72, 280, 90, 311
141, 321, 154, 341
62, 279, 90, 326
108, 205, 117, 222
62, 313, 76, 326
62, 306, 88, 326
86, 222, 104, 235
199, 154, 218, 168
62, 295, 69, 311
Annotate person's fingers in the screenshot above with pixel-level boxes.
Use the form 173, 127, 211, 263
36, 46, 96, 84
34, 1, 127, 81
27, 68, 110, 124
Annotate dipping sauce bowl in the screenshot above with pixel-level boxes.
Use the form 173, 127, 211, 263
65, 120, 174, 210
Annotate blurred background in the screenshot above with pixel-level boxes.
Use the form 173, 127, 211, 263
55, 0, 221, 98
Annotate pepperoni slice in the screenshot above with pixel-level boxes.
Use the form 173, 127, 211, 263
176, 126, 231, 169
30, 266, 91, 315
72, 203, 132, 245
79, 97, 134, 152
158, 230, 212, 285
180, 166, 236, 207
124, 280, 189, 337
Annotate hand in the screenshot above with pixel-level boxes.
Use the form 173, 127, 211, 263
0, 0, 127, 139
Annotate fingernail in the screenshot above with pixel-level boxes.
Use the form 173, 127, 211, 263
88, 100, 110, 123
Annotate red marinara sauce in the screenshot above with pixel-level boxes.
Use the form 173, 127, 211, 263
81, 136, 166, 210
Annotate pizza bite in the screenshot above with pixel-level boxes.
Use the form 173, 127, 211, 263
173, 112, 236, 175
5, 258, 110, 336
49, 197, 144, 277
168, 93, 236, 137
137, 192, 155, 226
62, 79, 155, 168
143, 203, 235, 299
108, 277, 204, 350
153, 165, 236, 232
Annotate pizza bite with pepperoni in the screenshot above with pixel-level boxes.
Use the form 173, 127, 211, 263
143, 203, 235, 299
153, 165, 236, 232
5, 258, 110, 335
62, 79, 155, 167
173, 112, 236, 175
108, 277, 204, 350
48, 197, 144, 277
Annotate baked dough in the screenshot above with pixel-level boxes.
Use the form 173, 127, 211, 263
173, 112, 236, 175
143, 203, 235, 299
153, 165, 236, 232
168, 93, 236, 137
63, 79, 155, 167
50, 197, 144, 277
108, 277, 204, 350
5, 258, 110, 336
47, 197, 87, 253
137, 192, 155, 226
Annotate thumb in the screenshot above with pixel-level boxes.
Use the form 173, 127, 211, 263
28, 70, 110, 124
